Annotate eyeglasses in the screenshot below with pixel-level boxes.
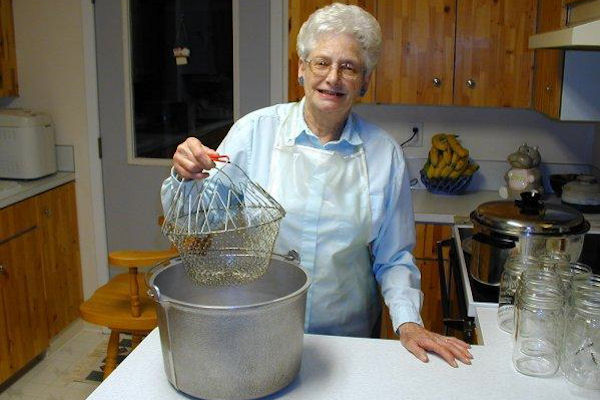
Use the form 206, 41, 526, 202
304, 58, 363, 80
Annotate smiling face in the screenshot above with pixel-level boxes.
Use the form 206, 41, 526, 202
299, 33, 370, 121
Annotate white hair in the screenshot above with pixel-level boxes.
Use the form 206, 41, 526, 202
296, 2, 382, 74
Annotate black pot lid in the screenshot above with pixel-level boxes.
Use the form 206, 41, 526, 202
470, 192, 590, 236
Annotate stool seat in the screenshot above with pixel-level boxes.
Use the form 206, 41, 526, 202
79, 273, 156, 331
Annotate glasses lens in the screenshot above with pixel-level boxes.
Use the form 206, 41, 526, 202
307, 59, 361, 80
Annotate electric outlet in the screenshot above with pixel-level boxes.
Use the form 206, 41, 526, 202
403, 122, 424, 147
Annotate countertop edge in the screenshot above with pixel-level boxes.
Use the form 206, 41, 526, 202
0, 172, 76, 209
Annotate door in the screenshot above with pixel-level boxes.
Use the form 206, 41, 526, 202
93, 0, 274, 260
0, 226, 49, 383
454, 0, 537, 108
375, 0, 455, 105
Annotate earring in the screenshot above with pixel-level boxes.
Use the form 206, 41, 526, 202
298, 76, 304, 86
359, 87, 367, 97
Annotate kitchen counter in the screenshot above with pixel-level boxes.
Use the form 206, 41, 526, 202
412, 189, 600, 233
411, 189, 500, 224
87, 306, 597, 400
0, 172, 75, 209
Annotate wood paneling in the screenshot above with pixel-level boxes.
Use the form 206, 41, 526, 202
533, 0, 567, 119
288, 0, 376, 103
0, 227, 48, 383
380, 223, 452, 339
454, 0, 537, 108
375, 0, 455, 105
36, 182, 83, 338
0, 0, 18, 97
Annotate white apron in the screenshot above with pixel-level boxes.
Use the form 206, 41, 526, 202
267, 102, 378, 337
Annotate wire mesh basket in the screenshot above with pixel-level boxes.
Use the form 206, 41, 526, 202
162, 160, 285, 286
419, 168, 473, 195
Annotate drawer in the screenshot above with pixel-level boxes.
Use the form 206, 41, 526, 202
0, 196, 38, 242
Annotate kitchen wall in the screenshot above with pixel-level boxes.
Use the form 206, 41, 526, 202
2, 0, 597, 297
0, 0, 102, 298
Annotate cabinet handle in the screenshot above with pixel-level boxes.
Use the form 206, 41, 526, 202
0, 265, 5, 275
466, 79, 476, 89
545, 85, 551, 92
432, 77, 442, 87
43, 208, 52, 217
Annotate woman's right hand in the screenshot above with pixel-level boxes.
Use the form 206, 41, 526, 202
172, 137, 219, 180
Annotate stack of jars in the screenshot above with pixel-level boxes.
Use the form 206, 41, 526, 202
498, 253, 599, 390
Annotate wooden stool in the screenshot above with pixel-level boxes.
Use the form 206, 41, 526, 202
79, 248, 178, 379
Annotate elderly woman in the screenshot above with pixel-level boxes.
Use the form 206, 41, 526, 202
162, 3, 472, 367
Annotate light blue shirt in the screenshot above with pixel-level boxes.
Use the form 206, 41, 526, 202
161, 100, 423, 334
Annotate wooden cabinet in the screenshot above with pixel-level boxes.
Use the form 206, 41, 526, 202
375, 1, 456, 105
454, 0, 537, 108
0, 0, 18, 97
289, 0, 537, 109
0, 197, 49, 383
37, 182, 83, 338
380, 223, 452, 339
532, 0, 566, 119
0, 182, 82, 384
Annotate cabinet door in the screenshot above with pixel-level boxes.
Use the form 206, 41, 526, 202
288, 0, 376, 103
36, 182, 83, 338
380, 223, 452, 339
0, 0, 18, 97
0, 228, 49, 384
454, 0, 537, 108
532, 0, 566, 118
376, 0, 455, 105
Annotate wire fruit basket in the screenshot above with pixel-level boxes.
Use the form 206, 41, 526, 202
420, 168, 472, 195
162, 158, 285, 286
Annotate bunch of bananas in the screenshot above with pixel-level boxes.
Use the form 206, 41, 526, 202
424, 134, 479, 180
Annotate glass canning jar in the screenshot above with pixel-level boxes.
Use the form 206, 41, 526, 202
513, 271, 564, 377
560, 275, 600, 390
557, 262, 592, 297
498, 256, 538, 333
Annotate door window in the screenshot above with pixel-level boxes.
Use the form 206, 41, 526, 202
127, 0, 233, 160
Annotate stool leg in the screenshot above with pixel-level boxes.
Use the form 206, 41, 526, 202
131, 333, 143, 349
103, 330, 120, 380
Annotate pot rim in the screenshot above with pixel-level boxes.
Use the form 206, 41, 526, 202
148, 255, 311, 311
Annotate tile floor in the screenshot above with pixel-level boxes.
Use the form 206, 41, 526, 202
0, 321, 108, 400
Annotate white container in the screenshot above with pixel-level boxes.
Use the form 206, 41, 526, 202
0, 109, 57, 179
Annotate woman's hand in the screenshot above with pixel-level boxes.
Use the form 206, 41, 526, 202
172, 137, 220, 180
398, 322, 473, 368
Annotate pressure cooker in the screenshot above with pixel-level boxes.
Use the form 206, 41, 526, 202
469, 192, 590, 287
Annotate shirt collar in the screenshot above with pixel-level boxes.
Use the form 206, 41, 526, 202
287, 97, 363, 147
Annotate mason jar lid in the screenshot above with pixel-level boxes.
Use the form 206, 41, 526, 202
470, 192, 590, 236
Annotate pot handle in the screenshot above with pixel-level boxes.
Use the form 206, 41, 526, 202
145, 258, 174, 301
472, 232, 516, 249
273, 250, 301, 263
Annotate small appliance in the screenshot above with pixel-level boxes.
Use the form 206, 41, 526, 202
0, 109, 57, 179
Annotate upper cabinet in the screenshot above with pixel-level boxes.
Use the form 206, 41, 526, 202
532, 0, 566, 119
375, 1, 456, 105
288, 0, 537, 109
0, 0, 18, 97
453, 0, 537, 108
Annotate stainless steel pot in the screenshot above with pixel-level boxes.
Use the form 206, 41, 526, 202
469, 192, 589, 287
148, 255, 311, 400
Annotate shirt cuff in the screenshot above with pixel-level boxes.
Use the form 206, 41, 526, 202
390, 305, 423, 336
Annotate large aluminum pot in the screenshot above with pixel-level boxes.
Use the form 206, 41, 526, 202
148, 255, 311, 400
470, 192, 589, 287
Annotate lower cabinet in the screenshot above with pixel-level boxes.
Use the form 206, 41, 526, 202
0, 182, 82, 384
380, 223, 452, 339
37, 182, 83, 337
